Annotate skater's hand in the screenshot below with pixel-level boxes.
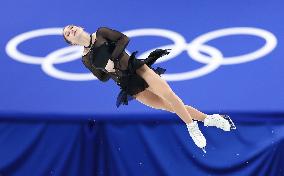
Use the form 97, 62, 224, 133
105, 59, 116, 73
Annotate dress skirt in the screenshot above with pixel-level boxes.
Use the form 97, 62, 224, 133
115, 49, 170, 108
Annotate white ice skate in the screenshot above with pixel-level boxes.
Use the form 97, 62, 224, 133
204, 114, 236, 131
186, 121, 207, 153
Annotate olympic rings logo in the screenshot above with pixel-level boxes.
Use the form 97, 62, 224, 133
5, 27, 277, 81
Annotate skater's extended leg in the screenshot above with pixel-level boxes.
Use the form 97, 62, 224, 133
135, 64, 206, 151
136, 64, 193, 124
134, 90, 207, 121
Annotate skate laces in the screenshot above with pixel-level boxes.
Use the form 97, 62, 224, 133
187, 121, 202, 136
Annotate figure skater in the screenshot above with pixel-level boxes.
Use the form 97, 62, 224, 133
62, 25, 236, 152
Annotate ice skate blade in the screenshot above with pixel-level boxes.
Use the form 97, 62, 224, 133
201, 147, 207, 153
223, 115, 237, 130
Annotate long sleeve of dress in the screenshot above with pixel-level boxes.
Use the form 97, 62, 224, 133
81, 57, 111, 82
96, 27, 130, 61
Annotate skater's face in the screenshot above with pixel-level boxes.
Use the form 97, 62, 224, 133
63, 25, 86, 45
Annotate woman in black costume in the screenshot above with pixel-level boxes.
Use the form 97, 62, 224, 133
62, 25, 236, 152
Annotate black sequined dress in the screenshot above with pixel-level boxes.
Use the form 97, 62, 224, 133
82, 27, 170, 108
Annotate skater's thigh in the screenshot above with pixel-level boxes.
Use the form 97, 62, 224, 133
136, 64, 174, 98
133, 89, 173, 112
